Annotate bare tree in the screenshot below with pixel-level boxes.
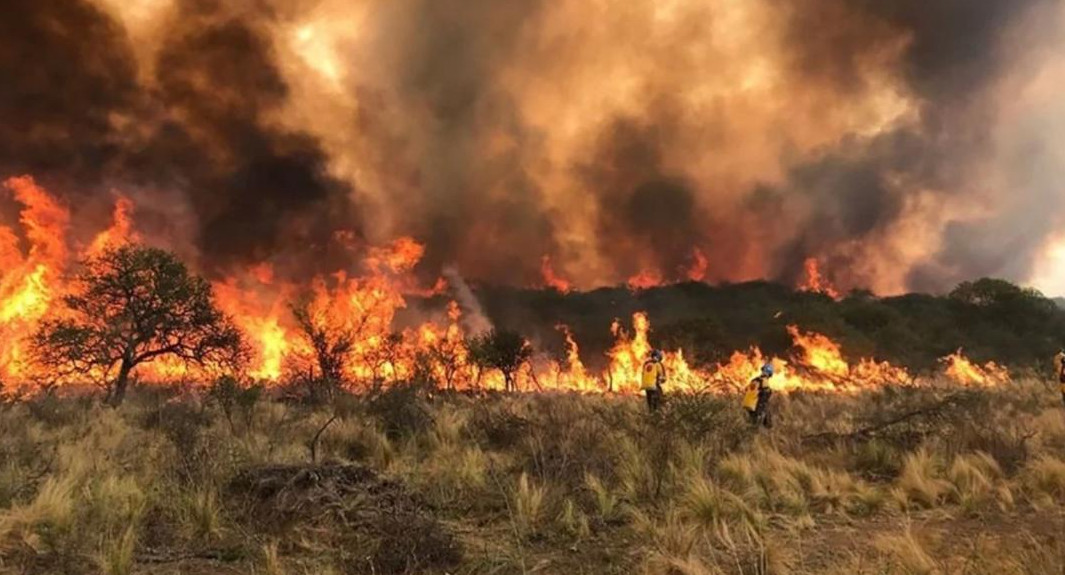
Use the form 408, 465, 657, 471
32, 245, 246, 406
429, 336, 465, 390
366, 332, 405, 386
291, 297, 355, 386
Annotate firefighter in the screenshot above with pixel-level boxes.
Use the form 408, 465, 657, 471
743, 363, 775, 429
1055, 349, 1065, 405
642, 350, 667, 412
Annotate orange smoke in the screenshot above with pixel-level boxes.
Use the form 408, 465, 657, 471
87, 197, 137, 256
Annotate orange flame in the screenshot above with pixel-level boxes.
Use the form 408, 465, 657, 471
541, 255, 572, 293
940, 350, 1011, 387
0, 177, 70, 378
800, 257, 842, 300
627, 270, 663, 291
87, 196, 137, 256
0, 176, 1017, 397
687, 247, 709, 282
788, 325, 850, 377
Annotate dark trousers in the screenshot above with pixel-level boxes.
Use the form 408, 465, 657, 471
645, 387, 662, 412
748, 401, 772, 428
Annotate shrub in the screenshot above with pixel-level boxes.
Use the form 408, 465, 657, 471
205, 376, 263, 434
468, 401, 531, 450
366, 381, 435, 440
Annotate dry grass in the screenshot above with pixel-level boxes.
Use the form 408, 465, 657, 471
513, 472, 547, 534
1021, 455, 1065, 506
892, 449, 954, 510
945, 451, 1013, 512
95, 524, 137, 575
0, 380, 1062, 574
874, 527, 940, 575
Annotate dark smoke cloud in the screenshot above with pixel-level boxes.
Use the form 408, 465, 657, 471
855, 0, 1052, 99
0, 0, 139, 183
0, 0, 1062, 293
361, 0, 554, 285
148, 6, 356, 269
578, 115, 709, 282
768, 0, 1062, 292
0, 0, 356, 273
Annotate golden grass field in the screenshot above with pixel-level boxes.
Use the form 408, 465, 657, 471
2, 380, 1065, 575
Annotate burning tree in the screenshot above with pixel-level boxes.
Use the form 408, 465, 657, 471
427, 336, 465, 391
467, 330, 532, 392
31, 245, 246, 406
291, 297, 356, 386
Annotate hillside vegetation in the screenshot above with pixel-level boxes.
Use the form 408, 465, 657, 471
437, 278, 1065, 373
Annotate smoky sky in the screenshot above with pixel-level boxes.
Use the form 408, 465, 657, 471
0, 0, 356, 273
0, 0, 1062, 293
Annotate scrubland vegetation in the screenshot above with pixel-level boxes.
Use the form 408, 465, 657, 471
472, 277, 1065, 374
2, 378, 1065, 575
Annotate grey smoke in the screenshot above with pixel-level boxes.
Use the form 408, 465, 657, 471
442, 266, 493, 336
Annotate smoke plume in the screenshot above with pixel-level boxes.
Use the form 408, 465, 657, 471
1, 0, 1063, 294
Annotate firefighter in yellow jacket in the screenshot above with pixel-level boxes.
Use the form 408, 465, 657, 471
743, 363, 775, 428
642, 350, 667, 412
1055, 350, 1065, 405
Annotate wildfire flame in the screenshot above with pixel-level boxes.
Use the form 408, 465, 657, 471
541, 255, 572, 293
627, 270, 664, 291
940, 350, 1011, 387
800, 258, 842, 300
0, 177, 1016, 395
687, 248, 709, 283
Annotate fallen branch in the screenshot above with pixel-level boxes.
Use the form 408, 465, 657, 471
135, 549, 243, 564
802, 392, 969, 445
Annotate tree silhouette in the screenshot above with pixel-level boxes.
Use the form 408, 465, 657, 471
467, 330, 532, 392
33, 245, 245, 406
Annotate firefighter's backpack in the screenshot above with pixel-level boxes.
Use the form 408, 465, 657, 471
742, 384, 759, 412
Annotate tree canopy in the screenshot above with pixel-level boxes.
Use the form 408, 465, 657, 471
452, 278, 1065, 374
32, 245, 245, 405
467, 329, 532, 392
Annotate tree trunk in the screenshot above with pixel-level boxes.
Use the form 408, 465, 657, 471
110, 359, 134, 407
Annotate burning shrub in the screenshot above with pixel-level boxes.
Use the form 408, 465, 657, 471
467, 330, 533, 392
291, 295, 356, 386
